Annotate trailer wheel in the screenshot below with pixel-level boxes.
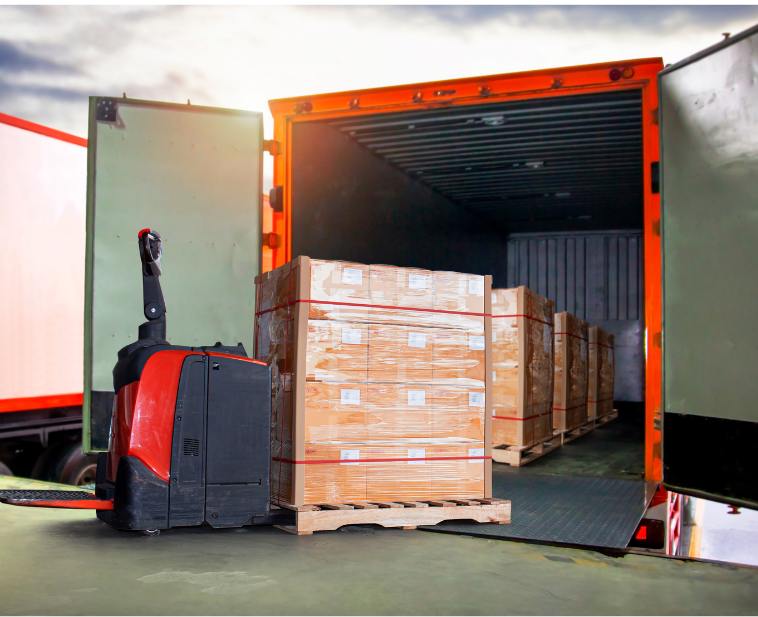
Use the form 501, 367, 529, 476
54, 442, 98, 486
33, 440, 98, 486
139, 529, 161, 536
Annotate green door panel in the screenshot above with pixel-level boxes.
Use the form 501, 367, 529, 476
84, 97, 262, 452
661, 29, 758, 424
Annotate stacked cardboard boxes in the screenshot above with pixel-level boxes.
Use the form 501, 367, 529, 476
254, 257, 492, 506
553, 312, 590, 432
491, 287, 555, 449
588, 326, 615, 420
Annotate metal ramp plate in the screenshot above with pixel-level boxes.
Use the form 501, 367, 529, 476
422, 475, 653, 549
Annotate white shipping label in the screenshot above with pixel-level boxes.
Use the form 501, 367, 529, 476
408, 449, 426, 465
581, 340, 587, 360
469, 278, 485, 296
340, 449, 360, 466
408, 390, 426, 406
469, 335, 485, 351
468, 448, 485, 463
543, 323, 552, 353
408, 332, 427, 348
342, 267, 363, 285
408, 274, 428, 290
492, 292, 497, 304
341, 389, 361, 405
469, 392, 485, 407
493, 371, 497, 382
342, 328, 362, 344
492, 331, 497, 342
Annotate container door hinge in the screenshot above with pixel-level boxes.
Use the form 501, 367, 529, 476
263, 140, 281, 156
269, 186, 284, 213
262, 233, 280, 249
651, 162, 660, 194
95, 97, 117, 122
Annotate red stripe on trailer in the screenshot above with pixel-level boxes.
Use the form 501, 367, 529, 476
0, 112, 87, 147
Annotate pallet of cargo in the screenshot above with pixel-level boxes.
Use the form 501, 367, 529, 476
491, 434, 562, 467
273, 499, 510, 535
594, 408, 619, 428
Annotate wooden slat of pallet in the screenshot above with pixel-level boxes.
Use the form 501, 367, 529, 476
348, 503, 379, 510
557, 419, 596, 445
319, 504, 354, 510
373, 502, 404, 509
497, 431, 555, 453
492, 434, 562, 466
276, 502, 320, 512
595, 409, 619, 428
451, 499, 480, 506
399, 501, 428, 508
274, 501, 511, 535
427, 500, 456, 507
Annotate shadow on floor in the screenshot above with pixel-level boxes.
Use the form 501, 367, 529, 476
496, 404, 645, 481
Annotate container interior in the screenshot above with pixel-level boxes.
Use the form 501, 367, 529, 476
290, 88, 644, 405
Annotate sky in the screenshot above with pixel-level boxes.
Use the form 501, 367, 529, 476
2, 4, 758, 189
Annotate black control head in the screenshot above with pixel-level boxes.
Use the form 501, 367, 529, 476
137, 229, 167, 342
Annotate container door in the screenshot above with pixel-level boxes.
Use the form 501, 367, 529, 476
660, 25, 758, 508
84, 97, 263, 452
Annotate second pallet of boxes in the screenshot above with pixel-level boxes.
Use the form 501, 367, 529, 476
490, 287, 556, 466
254, 257, 509, 534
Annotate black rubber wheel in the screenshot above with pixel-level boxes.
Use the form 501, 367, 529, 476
32, 440, 98, 486
139, 529, 161, 536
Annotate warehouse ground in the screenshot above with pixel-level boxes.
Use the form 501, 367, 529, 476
1, 477, 757, 616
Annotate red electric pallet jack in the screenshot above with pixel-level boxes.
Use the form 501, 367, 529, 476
0, 230, 291, 534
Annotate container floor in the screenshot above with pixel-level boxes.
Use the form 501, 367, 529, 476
423, 406, 648, 547
1, 475, 757, 616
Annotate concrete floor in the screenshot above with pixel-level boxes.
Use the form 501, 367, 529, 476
2, 478, 758, 615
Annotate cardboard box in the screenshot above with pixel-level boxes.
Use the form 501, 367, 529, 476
553, 312, 589, 432
306, 320, 368, 382
491, 286, 555, 449
256, 256, 493, 505
431, 329, 486, 386
368, 324, 433, 384
588, 326, 615, 419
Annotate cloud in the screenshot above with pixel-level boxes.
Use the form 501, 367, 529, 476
333, 5, 758, 33
0, 75, 86, 102
0, 39, 77, 74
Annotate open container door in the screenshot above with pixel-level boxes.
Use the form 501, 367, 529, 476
83, 97, 263, 452
660, 25, 758, 508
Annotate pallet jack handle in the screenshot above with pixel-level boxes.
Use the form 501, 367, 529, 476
137, 228, 167, 342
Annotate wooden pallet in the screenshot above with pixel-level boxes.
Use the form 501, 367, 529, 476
273, 499, 511, 535
594, 408, 619, 428
554, 408, 618, 444
555, 418, 596, 445
491, 434, 562, 466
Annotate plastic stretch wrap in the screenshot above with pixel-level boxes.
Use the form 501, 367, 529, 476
491, 287, 555, 448
553, 312, 589, 432
588, 326, 615, 420
255, 257, 491, 505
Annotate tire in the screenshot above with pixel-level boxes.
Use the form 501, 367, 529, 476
33, 440, 98, 486
54, 442, 98, 486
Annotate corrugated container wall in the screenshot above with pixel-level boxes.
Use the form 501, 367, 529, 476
506, 230, 643, 402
